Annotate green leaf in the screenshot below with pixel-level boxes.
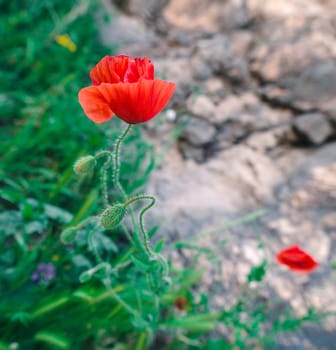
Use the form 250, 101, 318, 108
130, 255, 150, 272
206, 338, 231, 350
35, 331, 69, 349
163, 313, 220, 332
154, 239, 164, 253
247, 260, 268, 283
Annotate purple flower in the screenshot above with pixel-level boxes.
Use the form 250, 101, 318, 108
31, 262, 56, 285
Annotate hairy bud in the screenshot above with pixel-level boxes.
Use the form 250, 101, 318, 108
100, 203, 126, 229
73, 155, 96, 174
79, 263, 111, 283
60, 227, 77, 244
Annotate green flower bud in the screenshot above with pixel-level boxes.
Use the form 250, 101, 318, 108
60, 227, 77, 244
79, 263, 111, 283
79, 270, 92, 283
100, 203, 126, 229
73, 155, 96, 174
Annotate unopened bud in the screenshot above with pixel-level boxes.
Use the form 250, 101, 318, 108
60, 227, 77, 244
79, 270, 92, 283
100, 203, 126, 229
73, 155, 96, 174
79, 263, 111, 283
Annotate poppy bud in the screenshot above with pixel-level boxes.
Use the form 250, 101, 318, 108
79, 270, 92, 283
60, 227, 77, 244
100, 203, 126, 229
73, 155, 96, 174
79, 263, 111, 283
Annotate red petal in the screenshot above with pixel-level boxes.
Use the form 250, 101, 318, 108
97, 79, 175, 124
78, 86, 114, 123
124, 57, 154, 83
90, 55, 131, 85
276, 245, 318, 272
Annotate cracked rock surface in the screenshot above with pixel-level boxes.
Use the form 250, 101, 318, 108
100, 0, 336, 348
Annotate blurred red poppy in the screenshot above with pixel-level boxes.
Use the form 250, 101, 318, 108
174, 296, 188, 311
276, 245, 318, 272
78, 55, 175, 124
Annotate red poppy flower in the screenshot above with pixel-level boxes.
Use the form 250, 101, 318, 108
78, 55, 175, 124
276, 245, 318, 273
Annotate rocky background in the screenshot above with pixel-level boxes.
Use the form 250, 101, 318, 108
99, 0, 336, 348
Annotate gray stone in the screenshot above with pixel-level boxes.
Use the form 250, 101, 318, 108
195, 34, 250, 83
203, 78, 228, 103
196, 35, 231, 74
117, 0, 169, 20
214, 95, 244, 124
164, 0, 251, 32
293, 113, 333, 145
180, 116, 217, 146
191, 58, 213, 81
228, 30, 254, 57
186, 95, 216, 120
214, 93, 293, 129
98, 1, 158, 55
178, 141, 205, 163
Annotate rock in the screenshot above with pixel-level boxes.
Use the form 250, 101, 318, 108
214, 95, 244, 124
98, 1, 158, 55
101, 0, 336, 345
214, 93, 293, 128
208, 145, 283, 202
293, 113, 333, 145
220, 0, 251, 30
167, 30, 199, 47
250, 7, 336, 111
164, 0, 251, 32
283, 61, 336, 111
196, 35, 231, 73
228, 30, 254, 57
321, 99, 336, 125
180, 116, 217, 146
186, 95, 216, 120
245, 128, 287, 152
224, 56, 250, 84
247, 0, 336, 20
195, 34, 250, 83
153, 57, 193, 85
259, 61, 336, 112
203, 78, 228, 103
178, 141, 205, 163
117, 0, 169, 21
191, 58, 213, 81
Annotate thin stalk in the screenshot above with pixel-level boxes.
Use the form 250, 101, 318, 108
125, 195, 169, 276
124, 195, 156, 257
88, 225, 102, 264
112, 124, 132, 200
95, 150, 112, 208
111, 124, 145, 255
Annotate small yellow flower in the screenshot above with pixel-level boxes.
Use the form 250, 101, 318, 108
51, 254, 60, 262
55, 34, 77, 52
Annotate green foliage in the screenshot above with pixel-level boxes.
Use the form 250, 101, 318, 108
247, 260, 268, 283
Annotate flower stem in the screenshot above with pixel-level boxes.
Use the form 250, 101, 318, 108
112, 124, 132, 200
88, 225, 102, 264
95, 150, 112, 208
111, 124, 146, 255
124, 195, 156, 258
